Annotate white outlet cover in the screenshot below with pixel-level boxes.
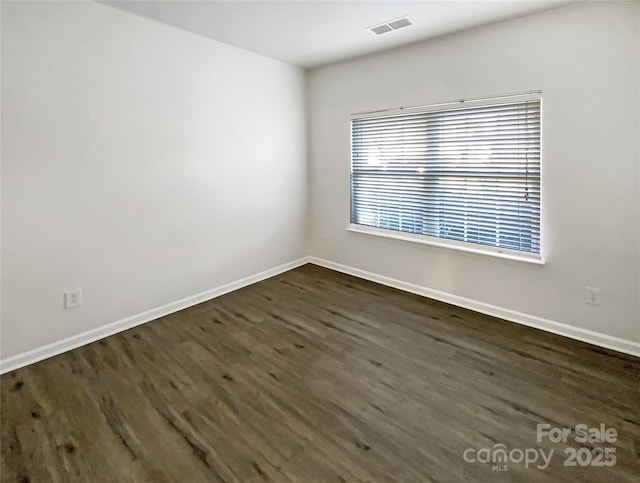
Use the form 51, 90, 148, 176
584, 287, 601, 306
64, 289, 82, 309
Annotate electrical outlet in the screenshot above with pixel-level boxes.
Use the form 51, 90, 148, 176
64, 289, 82, 309
584, 287, 601, 306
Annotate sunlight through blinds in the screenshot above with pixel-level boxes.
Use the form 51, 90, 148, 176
351, 98, 541, 254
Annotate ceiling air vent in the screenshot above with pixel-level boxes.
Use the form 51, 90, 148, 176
368, 16, 413, 36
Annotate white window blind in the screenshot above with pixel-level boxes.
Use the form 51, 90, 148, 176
350, 96, 541, 256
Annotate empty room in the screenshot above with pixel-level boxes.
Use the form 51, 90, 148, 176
1, 0, 639, 481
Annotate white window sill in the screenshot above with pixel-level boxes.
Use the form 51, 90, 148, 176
347, 224, 545, 265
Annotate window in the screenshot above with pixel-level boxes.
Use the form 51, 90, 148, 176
350, 94, 541, 261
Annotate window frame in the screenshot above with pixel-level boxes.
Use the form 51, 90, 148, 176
348, 92, 544, 265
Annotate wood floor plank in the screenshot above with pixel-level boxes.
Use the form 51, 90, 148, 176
2, 264, 639, 482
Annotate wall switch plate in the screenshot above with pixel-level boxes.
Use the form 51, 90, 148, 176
64, 289, 82, 309
584, 287, 601, 306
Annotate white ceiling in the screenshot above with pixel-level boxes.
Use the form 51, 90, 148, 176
101, 0, 573, 68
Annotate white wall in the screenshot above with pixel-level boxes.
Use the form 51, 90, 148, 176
1, 1, 307, 358
2, 0, 639, 365
308, 1, 640, 344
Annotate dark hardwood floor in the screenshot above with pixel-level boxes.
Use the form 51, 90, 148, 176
1, 264, 639, 482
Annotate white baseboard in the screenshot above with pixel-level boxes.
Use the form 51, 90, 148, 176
307, 257, 640, 358
3, 255, 637, 374
0, 258, 309, 374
